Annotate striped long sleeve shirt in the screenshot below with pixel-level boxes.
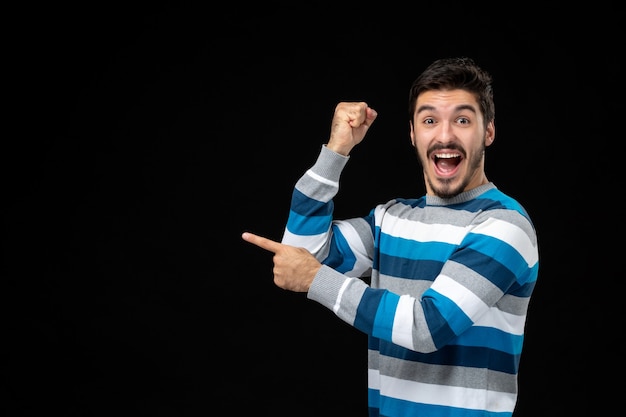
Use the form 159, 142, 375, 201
281, 145, 539, 417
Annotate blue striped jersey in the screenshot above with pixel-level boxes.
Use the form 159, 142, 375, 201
282, 145, 539, 417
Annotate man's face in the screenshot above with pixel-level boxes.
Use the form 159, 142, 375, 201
409, 89, 495, 198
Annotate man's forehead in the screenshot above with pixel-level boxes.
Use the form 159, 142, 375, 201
416, 89, 478, 109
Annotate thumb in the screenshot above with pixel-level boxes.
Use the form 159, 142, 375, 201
365, 107, 378, 126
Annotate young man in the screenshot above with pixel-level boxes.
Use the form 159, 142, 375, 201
242, 57, 539, 416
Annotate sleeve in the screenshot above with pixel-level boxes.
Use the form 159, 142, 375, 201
309, 204, 539, 355
414, 209, 539, 352
281, 145, 374, 278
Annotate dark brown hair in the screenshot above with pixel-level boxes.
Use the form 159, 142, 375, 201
408, 57, 495, 128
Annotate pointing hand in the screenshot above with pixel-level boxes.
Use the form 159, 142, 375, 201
242, 232, 321, 292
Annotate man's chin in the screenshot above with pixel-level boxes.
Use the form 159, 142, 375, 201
430, 178, 464, 199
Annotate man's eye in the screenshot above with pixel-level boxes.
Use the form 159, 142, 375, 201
457, 117, 470, 124
424, 118, 435, 125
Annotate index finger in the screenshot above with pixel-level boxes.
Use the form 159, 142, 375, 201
241, 231, 283, 253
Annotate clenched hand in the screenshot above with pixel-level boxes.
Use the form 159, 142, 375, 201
327, 102, 378, 156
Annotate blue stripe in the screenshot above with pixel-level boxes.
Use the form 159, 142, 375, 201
507, 278, 536, 297
378, 253, 443, 281
368, 388, 381, 412
461, 232, 535, 283
527, 262, 539, 284
290, 188, 332, 216
453, 247, 516, 292
481, 188, 532, 220
455, 326, 525, 355
394, 197, 426, 208
379, 234, 456, 262
376, 395, 513, 417
322, 225, 357, 273
372, 292, 401, 341
367, 334, 380, 351
354, 289, 386, 334
422, 288, 472, 341
286, 188, 333, 235
286, 209, 330, 236
420, 295, 456, 347
379, 341, 521, 374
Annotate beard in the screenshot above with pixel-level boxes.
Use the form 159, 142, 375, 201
417, 142, 485, 199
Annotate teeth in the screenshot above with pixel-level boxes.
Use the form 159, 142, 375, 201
435, 153, 459, 159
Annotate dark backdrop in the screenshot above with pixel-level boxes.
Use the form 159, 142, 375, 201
5, 4, 621, 416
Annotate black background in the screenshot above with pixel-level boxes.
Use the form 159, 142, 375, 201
5, 4, 622, 416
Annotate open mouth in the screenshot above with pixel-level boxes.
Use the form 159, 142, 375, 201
433, 152, 462, 175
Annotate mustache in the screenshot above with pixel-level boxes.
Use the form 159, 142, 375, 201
427, 143, 466, 156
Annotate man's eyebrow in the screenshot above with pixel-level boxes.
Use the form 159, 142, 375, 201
416, 104, 436, 113
416, 104, 477, 114
455, 104, 477, 113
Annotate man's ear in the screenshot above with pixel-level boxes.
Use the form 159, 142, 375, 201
409, 121, 415, 147
485, 121, 495, 147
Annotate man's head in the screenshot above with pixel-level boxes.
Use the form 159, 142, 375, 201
408, 57, 495, 129
408, 57, 496, 198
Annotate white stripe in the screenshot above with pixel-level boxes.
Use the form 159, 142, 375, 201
391, 295, 416, 350
376, 212, 538, 267
368, 368, 381, 390
432, 275, 526, 334
333, 278, 352, 313
379, 374, 517, 412
376, 212, 469, 245
281, 229, 327, 254
473, 307, 526, 335
472, 217, 538, 266
431, 275, 487, 319
306, 169, 339, 188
